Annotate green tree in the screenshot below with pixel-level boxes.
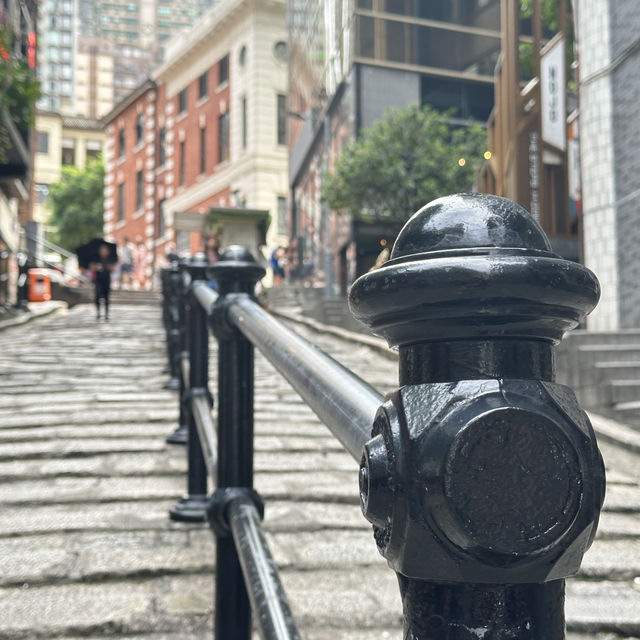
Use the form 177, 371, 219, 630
49, 159, 105, 251
0, 27, 41, 163
518, 0, 575, 84
322, 104, 487, 223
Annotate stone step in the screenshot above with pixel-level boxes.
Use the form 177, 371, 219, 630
612, 401, 640, 426
0, 449, 354, 481
608, 379, 640, 405
66, 287, 162, 305
579, 343, 640, 362
565, 329, 640, 346
594, 361, 640, 381
0, 528, 214, 588
0, 575, 213, 640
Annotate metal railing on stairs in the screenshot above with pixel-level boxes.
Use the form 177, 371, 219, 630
160, 194, 606, 640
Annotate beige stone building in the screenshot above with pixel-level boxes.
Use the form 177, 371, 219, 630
33, 111, 105, 228
151, 0, 289, 258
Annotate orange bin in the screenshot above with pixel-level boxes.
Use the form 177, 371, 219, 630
28, 268, 52, 302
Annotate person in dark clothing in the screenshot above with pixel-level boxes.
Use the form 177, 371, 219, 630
91, 244, 115, 320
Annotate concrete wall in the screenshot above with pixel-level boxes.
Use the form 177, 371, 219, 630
577, 0, 618, 330
610, 0, 640, 328
578, 0, 640, 329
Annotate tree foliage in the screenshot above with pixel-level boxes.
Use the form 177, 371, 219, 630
49, 159, 105, 251
322, 104, 487, 223
0, 27, 40, 163
518, 0, 575, 84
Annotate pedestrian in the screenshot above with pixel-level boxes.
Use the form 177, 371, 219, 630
204, 234, 221, 265
119, 237, 134, 289
91, 243, 115, 320
203, 234, 221, 291
270, 246, 286, 285
133, 236, 147, 289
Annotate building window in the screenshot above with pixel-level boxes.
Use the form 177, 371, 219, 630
62, 147, 75, 166
200, 125, 207, 174
36, 131, 49, 154
218, 54, 229, 85
178, 88, 187, 114
86, 142, 101, 162
35, 183, 50, 204
136, 113, 144, 145
136, 169, 143, 210
277, 196, 287, 235
118, 127, 125, 158
176, 230, 190, 254
158, 126, 166, 166
117, 182, 125, 222
277, 94, 286, 145
198, 71, 208, 99
179, 140, 185, 185
218, 111, 229, 163
241, 96, 247, 149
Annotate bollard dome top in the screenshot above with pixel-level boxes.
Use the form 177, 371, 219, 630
208, 245, 266, 293
390, 193, 552, 262
349, 193, 600, 347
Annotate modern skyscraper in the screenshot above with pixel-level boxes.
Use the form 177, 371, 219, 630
287, 0, 500, 288
36, 0, 220, 116
37, 0, 76, 114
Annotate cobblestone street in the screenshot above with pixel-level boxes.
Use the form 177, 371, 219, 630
0, 303, 639, 639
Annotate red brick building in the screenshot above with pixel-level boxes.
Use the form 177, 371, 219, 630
104, 80, 157, 286
102, 0, 288, 288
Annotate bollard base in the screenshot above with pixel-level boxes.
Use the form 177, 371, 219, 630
166, 424, 188, 445
163, 377, 180, 391
169, 495, 209, 522
398, 575, 565, 640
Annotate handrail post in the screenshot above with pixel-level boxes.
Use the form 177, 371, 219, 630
161, 266, 170, 374
163, 258, 182, 392
350, 194, 605, 639
169, 254, 211, 522
208, 246, 266, 640
166, 258, 190, 445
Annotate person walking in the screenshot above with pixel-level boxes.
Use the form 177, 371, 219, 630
204, 234, 221, 265
133, 236, 147, 290
91, 243, 115, 320
119, 237, 134, 289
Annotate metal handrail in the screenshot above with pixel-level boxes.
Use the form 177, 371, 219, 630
23, 231, 91, 283
227, 294, 382, 462
192, 280, 218, 313
228, 495, 302, 640
190, 280, 381, 462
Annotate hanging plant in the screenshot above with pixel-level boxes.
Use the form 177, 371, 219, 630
0, 26, 41, 164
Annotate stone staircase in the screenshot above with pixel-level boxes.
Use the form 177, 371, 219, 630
264, 284, 370, 334
557, 330, 640, 427
52, 285, 162, 307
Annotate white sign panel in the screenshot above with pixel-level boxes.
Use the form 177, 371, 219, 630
541, 37, 566, 151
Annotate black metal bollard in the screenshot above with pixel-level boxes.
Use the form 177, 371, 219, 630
166, 259, 190, 445
169, 254, 211, 522
161, 267, 169, 372
349, 194, 605, 639
163, 258, 183, 392
208, 246, 266, 640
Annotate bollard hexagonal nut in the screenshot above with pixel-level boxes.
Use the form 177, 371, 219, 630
360, 379, 605, 584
